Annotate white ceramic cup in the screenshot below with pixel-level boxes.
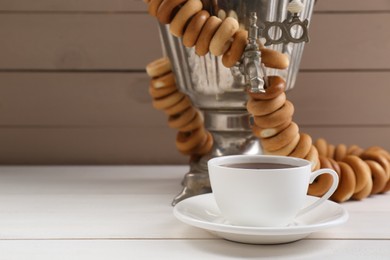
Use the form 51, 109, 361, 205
208, 155, 339, 227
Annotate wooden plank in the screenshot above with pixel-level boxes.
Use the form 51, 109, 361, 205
0, 240, 390, 260
0, 166, 203, 239
0, 127, 187, 164
0, 13, 388, 70
289, 71, 390, 125
0, 166, 388, 241
1, 0, 389, 12
300, 126, 390, 151
0, 0, 146, 12
0, 71, 389, 126
301, 13, 390, 70
0, 72, 169, 127
0, 126, 388, 164
315, 0, 390, 12
0, 13, 162, 70
2, 239, 390, 260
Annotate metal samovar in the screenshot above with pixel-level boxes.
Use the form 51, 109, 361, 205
156, 0, 315, 205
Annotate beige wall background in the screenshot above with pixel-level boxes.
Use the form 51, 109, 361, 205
0, 0, 389, 164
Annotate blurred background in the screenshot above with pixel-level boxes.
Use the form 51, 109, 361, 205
0, 0, 389, 165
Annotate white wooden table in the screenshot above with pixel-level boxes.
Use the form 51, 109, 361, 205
0, 166, 390, 259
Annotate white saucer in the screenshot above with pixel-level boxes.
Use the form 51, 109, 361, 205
173, 193, 348, 244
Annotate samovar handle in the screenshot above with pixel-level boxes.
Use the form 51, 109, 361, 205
239, 0, 310, 93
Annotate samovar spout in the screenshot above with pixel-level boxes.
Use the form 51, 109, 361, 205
239, 12, 266, 93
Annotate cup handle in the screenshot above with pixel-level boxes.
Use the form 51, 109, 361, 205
297, 168, 339, 217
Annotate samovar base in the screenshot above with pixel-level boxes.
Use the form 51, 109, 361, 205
172, 110, 261, 206
172, 155, 211, 206
172, 172, 211, 206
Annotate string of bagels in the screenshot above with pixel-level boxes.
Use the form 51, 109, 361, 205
143, 0, 390, 203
